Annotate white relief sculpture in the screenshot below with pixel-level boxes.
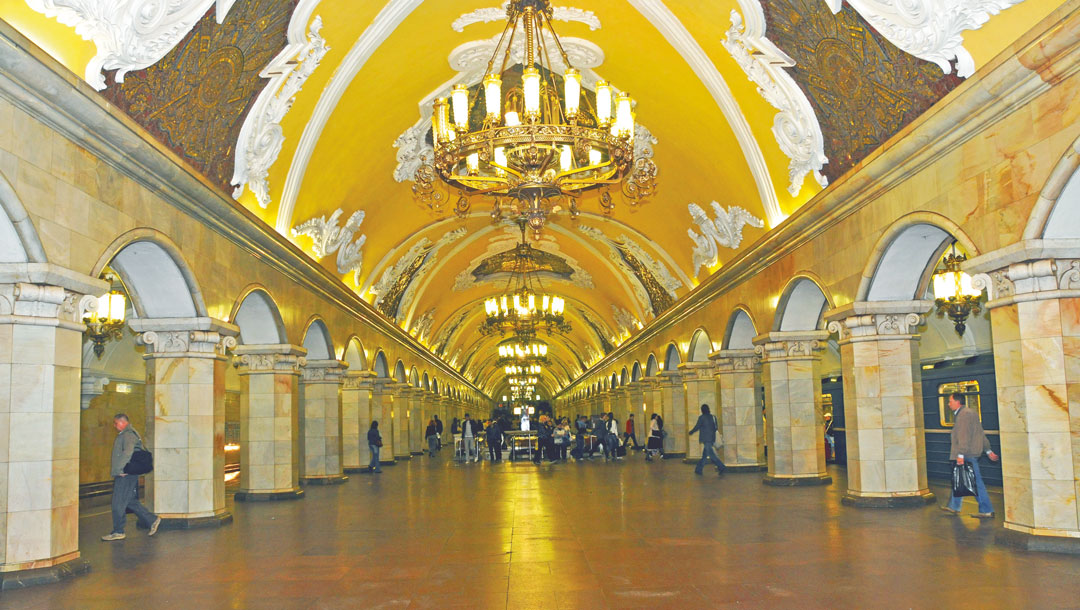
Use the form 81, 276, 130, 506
452, 2, 601, 32
410, 308, 435, 344
634, 124, 658, 161
291, 208, 366, 283
612, 305, 640, 337
723, 2, 828, 196
232, 5, 328, 208
25, 0, 237, 91
823, 0, 1024, 78
393, 122, 433, 183
687, 202, 765, 275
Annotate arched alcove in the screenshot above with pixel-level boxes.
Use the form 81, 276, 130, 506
374, 351, 390, 377
631, 361, 642, 382
1024, 135, 1080, 239
422, 372, 430, 391
620, 367, 629, 386
723, 308, 757, 349
645, 354, 659, 377
859, 215, 977, 302
232, 287, 288, 345
344, 337, 365, 371
301, 318, 334, 360
688, 328, 713, 361
409, 367, 420, 387
394, 360, 407, 383
0, 170, 46, 263
663, 343, 681, 371
775, 277, 830, 331
94, 232, 206, 319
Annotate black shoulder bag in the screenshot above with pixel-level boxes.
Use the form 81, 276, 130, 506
124, 429, 154, 475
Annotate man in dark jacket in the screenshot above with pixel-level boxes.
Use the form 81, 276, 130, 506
434, 415, 444, 452
942, 393, 998, 517
102, 413, 160, 541
688, 404, 726, 475
486, 419, 503, 462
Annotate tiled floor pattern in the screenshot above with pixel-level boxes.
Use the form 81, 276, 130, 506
4, 454, 1080, 609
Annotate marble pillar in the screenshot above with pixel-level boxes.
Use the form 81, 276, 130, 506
371, 380, 396, 465
232, 344, 306, 501
391, 383, 412, 460
130, 317, 239, 526
826, 302, 934, 506
299, 359, 348, 484
969, 253, 1080, 553
0, 274, 102, 589
627, 382, 646, 446
342, 371, 375, 473
658, 372, 687, 459
710, 349, 766, 471
754, 331, 832, 486
678, 361, 717, 461
407, 389, 424, 455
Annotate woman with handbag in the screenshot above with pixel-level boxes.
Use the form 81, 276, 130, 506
367, 420, 383, 473
646, 413, 663, 462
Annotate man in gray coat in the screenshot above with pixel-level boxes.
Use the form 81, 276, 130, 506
102, 413, 161, 541
688, 404, 726, 475
941, 393, 999, 518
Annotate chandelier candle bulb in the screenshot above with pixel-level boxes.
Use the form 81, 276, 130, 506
523, 67, 541, 119
596, 81, 612, 125
564, 68, 581, 118
504, 111, 521, 127
494, 146, 508, 176
451, 84, 470, 130
589, 147, 602, 166
484, 74, 502, 120
615, 93, 634, 138
560, 146, 572, 172
467, 153, 480, 175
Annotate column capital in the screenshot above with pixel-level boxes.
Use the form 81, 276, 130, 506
676, 360, 716, 380
343, 370, 376, 389
965, 242, 1080, 308
752, 330, 829, 361
301, 359, 348, 383
234, 344, 307, 374
824, 300, 931, 343
657, 370, 682, 386
130, 317, 239, 358
0, 268, 107, 331
709, 348, 759, 372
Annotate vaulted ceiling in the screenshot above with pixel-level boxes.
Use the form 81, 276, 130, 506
4, 0, 1061, 399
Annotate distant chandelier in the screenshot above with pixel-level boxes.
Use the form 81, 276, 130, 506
413, 0, 656, 237
505, 364, 542, 375
509, 376, 539, 386
932, 243, 982, 337
480, 224, 571, 337
497, 337, 549, 360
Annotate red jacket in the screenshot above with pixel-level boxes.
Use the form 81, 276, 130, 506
625, 419, 634, 434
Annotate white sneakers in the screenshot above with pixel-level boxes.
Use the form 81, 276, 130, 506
101, 532, 126, 541
149, 516, 162, 536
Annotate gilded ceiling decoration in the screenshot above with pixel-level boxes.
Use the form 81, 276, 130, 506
761, 0, 962, 183
578, 225, 680, 317
578, 307, 615, 355
100, 0, 297, 192
369, 228, 467, 321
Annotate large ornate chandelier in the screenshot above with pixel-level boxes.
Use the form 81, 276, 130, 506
480, 223, 571, 337
497, 337, 549, 360
505, 364, 542, 375
413, 0, 656, 237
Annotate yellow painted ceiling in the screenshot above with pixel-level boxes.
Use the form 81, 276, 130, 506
3, 0, 1066, 397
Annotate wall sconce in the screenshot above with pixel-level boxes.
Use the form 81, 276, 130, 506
83, 274, 127, 358
932, 244, 982, 337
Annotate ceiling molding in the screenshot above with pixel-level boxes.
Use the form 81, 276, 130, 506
626, 0, 782, 226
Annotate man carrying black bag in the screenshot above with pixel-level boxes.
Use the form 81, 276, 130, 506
940, 394, 999, 519
102, 413, 161, 541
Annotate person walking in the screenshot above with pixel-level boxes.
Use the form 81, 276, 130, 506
425, 418, 439, 458
554, 418, 570, 461
487, 418, 503, 462
573, 414, 587, 460
941, 393, 999, 518
434, 414, 444, 453
646, 413, 663, 462
461, 413, 481, 463
688, 404, 726, 475
624, 413, 639, 450
607, 412, 622, 460
367, 420, 383, 473
102, 413, 160, 541
451, 417, 462, 459
535, 415, 554, 463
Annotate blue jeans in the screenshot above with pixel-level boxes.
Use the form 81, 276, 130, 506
696, 443, 726, 473
427, 435, 438, 456
369, 444, 381, 472
111, 474, 156, 534
948, 457, 993, 513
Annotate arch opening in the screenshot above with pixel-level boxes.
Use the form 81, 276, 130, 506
233, 289, 287, 345
688, 328, 713, 361
776, 278, 829, 332
724, 309, 757, 350
302, 318, 334, 360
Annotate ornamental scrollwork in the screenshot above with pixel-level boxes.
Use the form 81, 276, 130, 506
291, 208, 367, 284
452, 3, 601, 33
688, 202, 765, 275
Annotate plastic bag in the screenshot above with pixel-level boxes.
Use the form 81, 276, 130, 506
952, 461, 977, 497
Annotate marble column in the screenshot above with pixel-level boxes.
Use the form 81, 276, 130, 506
826, 302, 934, 506
391, 383, 412, 460
232, 344, 306, 501
371, 379, 396, 465
658, 372, 687, 459
299, 359, 348, 485
627, 382, 646, 446
754, 331, 832, 486
130, 317, 239, 526
407, 389, 424, 455
342, 371, 375, 473
969, 253, 1080, 553
678, 361, 717, 461
710, 349, 766, 471
0, 274, 102, 589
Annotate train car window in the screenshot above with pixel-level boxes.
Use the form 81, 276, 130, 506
938, 380, 981, 427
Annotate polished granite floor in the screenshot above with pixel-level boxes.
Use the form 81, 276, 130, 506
5, 454, 1080, 609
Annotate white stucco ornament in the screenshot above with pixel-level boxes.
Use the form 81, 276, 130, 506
291, 208, 366, 283
232, 5, 328, 208
723, 2, 828, 196
688, 202, 764, 275
452, 2, 601, 32
822, 0, 1025, 78
25, 0, 237, 91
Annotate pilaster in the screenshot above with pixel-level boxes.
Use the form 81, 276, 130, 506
342, 371, 376, 473
0, 271, 103, 589
299, 359, 348, 485
710, 349, 766, 471
754, 331, 832, 486
407, 388, 424, 455
678, 361, 718, 461
130, 316, 239, 527
825, 302, 935, 507
391, 383, 412, 460
232, 344, 306, 502
371, 379, 397, 465
657, 372, 686, 459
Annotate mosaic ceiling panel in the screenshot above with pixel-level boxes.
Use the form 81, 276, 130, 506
761, 0, 963, 183
100, 0, 296, 191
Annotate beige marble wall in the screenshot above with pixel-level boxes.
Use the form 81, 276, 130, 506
391, 383, 411, 460
371, 380, 395, 464
658, 372, 686, 458
81, 382, 146, 485
679, 362, 717, 460
827, 305, 933, 505
299, 359, 346, 483
756, 332, 831, 485
234, 344, 304, 498
711, 350, 765, 469
407, 389, 423, 455
342, 372, 374, 472
627, 383, 646, 445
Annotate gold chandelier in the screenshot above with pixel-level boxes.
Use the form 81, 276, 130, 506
932, 244, 982, 336
480, 222, 571, 337
413, 0, 656, 237
498, 337, 549, 360
505, 364, 542, 375
83, 274, 127, 358
509, 376, 539, 386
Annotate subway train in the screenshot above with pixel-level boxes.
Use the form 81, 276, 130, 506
822, 353, 1001, 486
